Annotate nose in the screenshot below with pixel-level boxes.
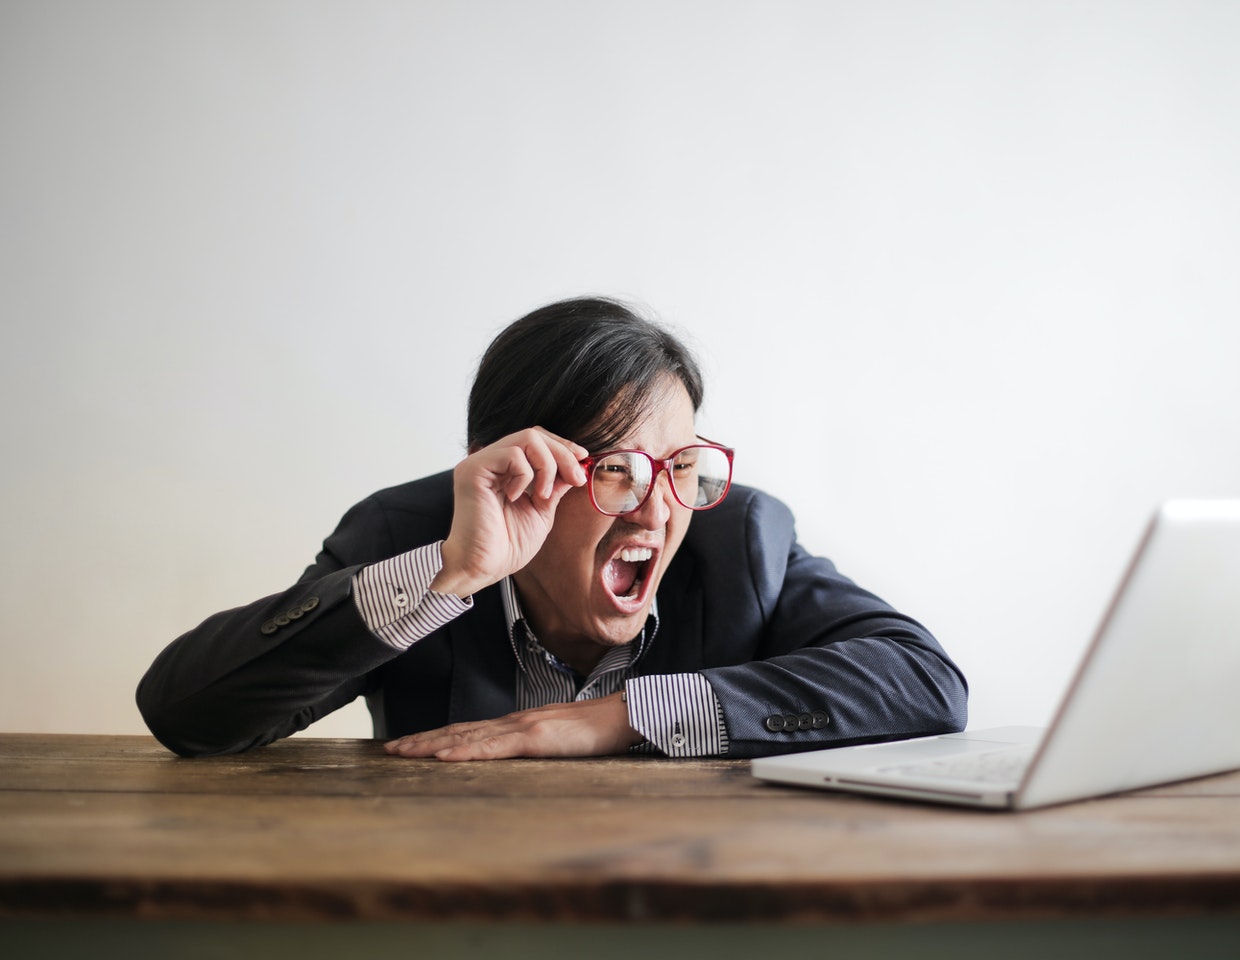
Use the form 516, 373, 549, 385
628, 469, 674, 530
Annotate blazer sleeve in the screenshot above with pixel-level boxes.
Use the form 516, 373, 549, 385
135, 495, 412, 757
695, 490, 969, 758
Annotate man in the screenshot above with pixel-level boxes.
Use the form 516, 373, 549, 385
137, 297, 967, 759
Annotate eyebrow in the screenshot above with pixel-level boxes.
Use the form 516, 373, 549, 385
587, 438, 705, 459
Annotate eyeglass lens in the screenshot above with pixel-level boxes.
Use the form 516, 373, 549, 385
590, 445, 731, 515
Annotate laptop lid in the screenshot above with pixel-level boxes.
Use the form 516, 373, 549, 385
1016, 499, 1240, 808
752, 501, 1240, 810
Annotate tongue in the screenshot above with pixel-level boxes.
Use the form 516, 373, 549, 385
603, 558, 642, 598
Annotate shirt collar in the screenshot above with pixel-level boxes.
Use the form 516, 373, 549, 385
501, 576, 659, 678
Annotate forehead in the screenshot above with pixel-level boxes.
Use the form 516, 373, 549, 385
606, 378, 697, 454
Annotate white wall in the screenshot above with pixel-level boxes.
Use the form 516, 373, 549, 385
2, 0, 1238, 741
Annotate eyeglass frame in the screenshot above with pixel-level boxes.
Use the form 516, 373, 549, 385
577, 437, 735, 517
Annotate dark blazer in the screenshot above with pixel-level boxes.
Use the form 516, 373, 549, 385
137, 472, 968, 757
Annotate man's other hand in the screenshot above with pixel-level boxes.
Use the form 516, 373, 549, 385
382, 693, 643, 760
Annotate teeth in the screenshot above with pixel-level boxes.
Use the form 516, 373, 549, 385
619, 547, 653, 562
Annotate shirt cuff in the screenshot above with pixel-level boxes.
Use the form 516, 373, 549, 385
624, 673, 729, 757
351, 542, 473, 650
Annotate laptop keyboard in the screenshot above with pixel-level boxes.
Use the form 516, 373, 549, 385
876, 745, 1035, 785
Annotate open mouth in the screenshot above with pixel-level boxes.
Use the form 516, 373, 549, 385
601, 545, 655, 606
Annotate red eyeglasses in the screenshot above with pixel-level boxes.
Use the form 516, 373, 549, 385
578, 440, 734, 517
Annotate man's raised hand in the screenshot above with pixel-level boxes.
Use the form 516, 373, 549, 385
430, 428, 587, 598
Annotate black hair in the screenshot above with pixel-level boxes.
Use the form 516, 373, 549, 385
466, 297, 704, 453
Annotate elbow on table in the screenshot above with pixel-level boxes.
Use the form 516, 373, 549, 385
134, 679, 268, 758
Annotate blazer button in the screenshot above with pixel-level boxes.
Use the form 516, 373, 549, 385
797, 712, 814, 731
287, 607, 304, 620
782, 714, 800, 732
274, 614, 291, 627
812, 711, 829, 729
300, 597, 320, 613
764, 715, 785, 733
260, 620, 278, 635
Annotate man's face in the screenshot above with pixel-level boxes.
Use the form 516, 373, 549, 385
512, 378, 697, 673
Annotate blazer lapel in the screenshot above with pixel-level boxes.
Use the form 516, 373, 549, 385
640, 556, 705, 675
446, 585, 518, 723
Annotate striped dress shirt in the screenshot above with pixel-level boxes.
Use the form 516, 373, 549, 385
351, 542, 728, 756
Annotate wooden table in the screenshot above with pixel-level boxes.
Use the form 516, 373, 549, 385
3, 734, 1240, 956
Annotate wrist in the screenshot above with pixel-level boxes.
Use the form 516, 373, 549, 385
429, 539, 487, 598
615, 689, 646, 749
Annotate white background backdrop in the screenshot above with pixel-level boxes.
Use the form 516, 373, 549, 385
3, 1, 1238, 741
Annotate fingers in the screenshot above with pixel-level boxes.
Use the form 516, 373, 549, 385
384, 718, 524, 761
500, 428, 587, 502
460, 427, 586, 506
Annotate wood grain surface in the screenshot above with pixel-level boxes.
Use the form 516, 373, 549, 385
3, 734, 1239, 923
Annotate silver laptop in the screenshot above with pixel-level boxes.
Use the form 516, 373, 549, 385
752, 501, 1240, 810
